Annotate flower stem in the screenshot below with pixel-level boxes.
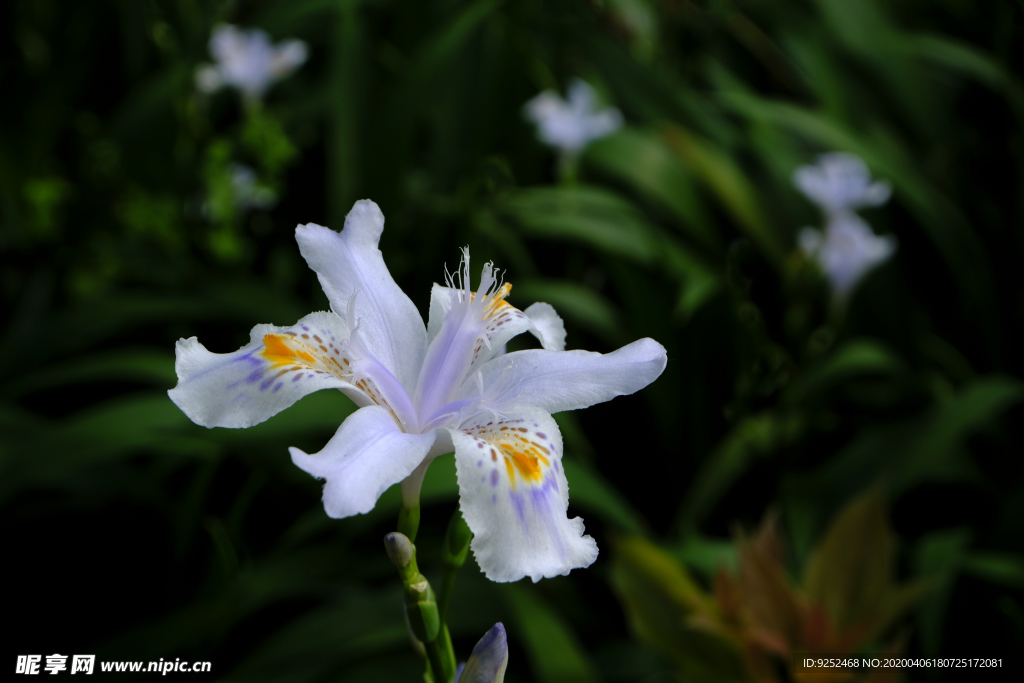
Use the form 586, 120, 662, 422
438, 567, 458, 625
557, 152, 580, 185
384, 529, 457, 683
398, 503, 420, 542
438, 510, 473, 623
425, 628, 456, 683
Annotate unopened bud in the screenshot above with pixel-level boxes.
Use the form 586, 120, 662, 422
456, 623, 508, 683
384, 532, 415, 570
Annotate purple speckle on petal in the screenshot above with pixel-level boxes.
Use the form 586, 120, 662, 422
273, 382, 283, 393
260, 377, 274, 390
553, 462, 559, 473
492, 493, 497, 504
490, 469, 499, 487
292, 374, 302, 382
477, 460, 482, 468
247, 368, 265, 384
510, 492, 527, 524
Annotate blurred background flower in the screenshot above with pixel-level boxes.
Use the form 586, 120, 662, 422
196, 24, 307, 101
525, 79, 624, 157
229, 163, 277, 210
3, 1, 1024, 681
795, 153, 897, 299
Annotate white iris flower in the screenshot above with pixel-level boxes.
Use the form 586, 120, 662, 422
169, 200, 667, 583
524, 79, 623, 155
195, 25, 307, 101
794, 153, 896, 297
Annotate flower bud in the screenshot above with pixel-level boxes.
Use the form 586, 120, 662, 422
456, 623, 508, 683
384, 532, 415, 570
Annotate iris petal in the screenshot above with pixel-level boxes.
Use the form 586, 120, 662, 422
291, 405, 437, 518
169, 311, 354, 429
449, 407, 597, 583
470, 338, 667, 416
296, 200, 428, 394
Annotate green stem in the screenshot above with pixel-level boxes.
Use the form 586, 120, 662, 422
438, 510, 472, 625
398, 503, 420, 542
438, 565, 458, 624
557, 151, 580, 185
439, 625, 456, 681
329, 0, 361, 227
424, 636, 453, 683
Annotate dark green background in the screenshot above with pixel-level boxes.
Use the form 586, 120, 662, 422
3, 1, 1023, 681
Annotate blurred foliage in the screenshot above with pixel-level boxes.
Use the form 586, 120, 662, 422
3, 0, 1024, 681
612, 489, 925, 682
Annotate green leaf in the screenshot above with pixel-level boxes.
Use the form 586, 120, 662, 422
962, 553, 1024, 590
608, 535, 746, 682
242, 108, 298, 176
562, 459, 646, 534
661, 238, 721, 320
229, 585, 409, 682
585, 128, 719, 251
501, 185, 661, 263
783, 339, 904, 406
328, 0, 362, 226
512, 279, 621, 343
784, 376, 1024, 550
2, 394, 211, 486
410, 0, 506, 84
893, 377, 1024, 492
253, 0, 341, 33
803, 488, 913, 642
0, 389, 358, 502
913, 528, 972, 655
662, 123, 784, 264
901, 34, 1024, 118
108, 65, 188, 144
671, 535, 738, 578
677, 412, 802, 532
502, 583, 598, 683
0, 348, 175, 397
0, 285, 309, 377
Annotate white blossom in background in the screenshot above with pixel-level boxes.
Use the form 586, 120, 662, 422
195, 25, 307, 101
168, 200, 667, 583
795, 153, 896, 298
229, 164, 276, 210
794, 152, 891, 216
798, 214, 896, 297
524, 79, 623, 155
